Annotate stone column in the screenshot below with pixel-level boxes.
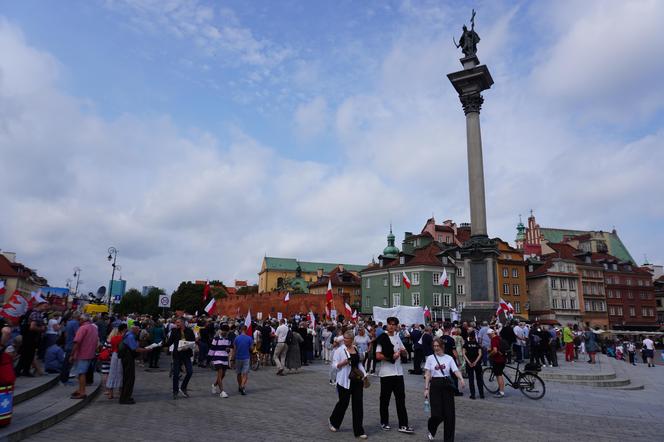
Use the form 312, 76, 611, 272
461, 93, 487, 237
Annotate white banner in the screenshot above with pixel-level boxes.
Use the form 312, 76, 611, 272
372, 306, 424, 326
158, 294, 171, 308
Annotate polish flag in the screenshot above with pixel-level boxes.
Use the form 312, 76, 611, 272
204, 298, 216, 316
497, 298, 510, 317
441, 269, 449, 287
344, 302, 353, 317
29, 290, 47, 308
309, 310, 315, 329
352, 310, 358, 320
325, 280, 333, 304
0, 281, 5, 296
283, 292, 290, 303
244, 309, 252, 336
402, 272, 411, 289
424, 305, 431, 319
202, 281, 211, 302
0, 290, 29, 324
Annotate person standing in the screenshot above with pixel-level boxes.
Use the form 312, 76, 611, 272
441, 324, 461, 396
148, 320, 164, 369
165, 318, 195, 399
274, 319, 289, 375
462, 332, 484, 399
642, 336, 655, 367
69, 314, 98, 399
59, 311, 80, 384
478, 322, 491, 366
409, 325, 423, 375
488, 329, 506, 398
17, 302, 47, 377
328, 330, 367, 439
375, 317, 414, 434
584, 327, 599, 364
209, 324, 231, 398
119, 325, 148, 404
424, 337, 465, 441
230, 325, 253, 395
626, 340, 636, 366
286, 325, 304, 373
106, 324, 125, 400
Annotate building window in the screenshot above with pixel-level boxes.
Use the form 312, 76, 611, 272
609, 306, 615, 316
641, 307, 648, 317
366, 296, 371, 307
503, 268, 509, 278
560, 278, 568, 290
637, 279, 643, 287
383, 297, 388, 306
513, 284, 520, 296
598, 301, 605, 311
570, 299, 576, 310
569, 279, 577, 291
552, 298, 559, 309
583, 284, 590, 295
457, 302, 465, 310
640, 292, 647, 299
443, 294, 452, 307
550, 278, 558, 289
503, 283, 509, 295
393, 273, 401, 287
456, 284, 465, 295
432, 273, 440, 285
561, 298, 568, 309
644, 280, 650, 286
627, 291, 633, 299
629, 306, 636, 317
456, 267, 464, 277
433, 293, 442, 307
514, 301, 521, 313
437, 235, 443, 242
338, 288, 343, 296
591, 284, 598, 295
607, 290, 613, 298
399, 256, 405, 265
617, 307, 623, 316
365, 279, 370, 289
626, 278, 632, 286
615, 290, 621, 299
585, 301, 592, 311
446, 236, 452, 244
393, 293, 401, 306
411, 292, 420, 306
412, 272, 420, 285
512, 268, 518, 278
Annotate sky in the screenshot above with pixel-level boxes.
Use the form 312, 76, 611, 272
1, 0, 663, 295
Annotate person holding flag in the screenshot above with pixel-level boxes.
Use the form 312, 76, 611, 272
229, 312, 254, 395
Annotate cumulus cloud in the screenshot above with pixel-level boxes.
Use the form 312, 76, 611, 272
294, 96, 328, 141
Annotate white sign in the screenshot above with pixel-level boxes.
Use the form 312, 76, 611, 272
277, 312, 283, 320
158, 294, 171, 308
372, 306, 424, 326
257, 312, 263, 320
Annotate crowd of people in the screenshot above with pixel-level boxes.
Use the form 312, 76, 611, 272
0, 300, 661, 440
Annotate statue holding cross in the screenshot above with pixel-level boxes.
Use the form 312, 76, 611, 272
454, 9, 481, 57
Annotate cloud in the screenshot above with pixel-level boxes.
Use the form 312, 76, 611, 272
294, 96, 328, 141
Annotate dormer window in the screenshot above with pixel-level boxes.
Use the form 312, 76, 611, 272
379, 259, 384, 267
585, 256, 591, 264
442, 256, 449, 265
399, 256, 405, 265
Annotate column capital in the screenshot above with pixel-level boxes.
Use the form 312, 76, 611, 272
460, 93, 484, 115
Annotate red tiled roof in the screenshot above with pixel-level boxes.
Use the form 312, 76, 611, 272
545, 243, 580, 260
434, 225, 454, 233
456, 227, 471, 243
0, 255, 18, 277
309, 265, 361, 288
384, 242, 445, 269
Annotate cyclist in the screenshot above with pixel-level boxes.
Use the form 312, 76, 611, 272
488, 328, 506, 398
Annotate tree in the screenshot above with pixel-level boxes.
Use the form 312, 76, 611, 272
116, 289, 143, 315
171, 281, 227, 314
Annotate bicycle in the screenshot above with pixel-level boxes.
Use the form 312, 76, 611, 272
483, 361, 546, 400
250, 345, 260, 371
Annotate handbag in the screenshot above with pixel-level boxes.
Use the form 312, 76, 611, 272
432, 353, 454, 389
346, 348, 366, 382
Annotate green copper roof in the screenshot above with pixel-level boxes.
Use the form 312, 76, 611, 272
540, 228, 635, 263
263, 257, 365, 273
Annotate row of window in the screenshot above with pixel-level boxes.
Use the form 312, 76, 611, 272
501, 267, 520, 278
502, 283, 521, 295
552, 298, 577, 310
550, 277, 578, 291
368, 292, 454, 308
584, 300, 606, 312
606, 290, 653, 300
582, 282, 604, 296
605, 276, 650, 286
609, 306, 656, 317
365, 270, 462, 289
581, 269, 602, 278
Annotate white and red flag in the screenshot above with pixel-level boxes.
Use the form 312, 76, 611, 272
325, 280, 333, 304
283, 292, 290, 303
441, 269, 449, 287
0, 290, 28, 324
244, 309, 252, 336
202, 281, 211, 302
497, 298, 510, 317
424, 305, 431, 319
402, 271, 411, 289
352, 310, 358, 320
0, 281, 5, 297
29, 290, 47, 308
344, 302, 353, 317
204, 298, 216, 316
309, 310, 315, 329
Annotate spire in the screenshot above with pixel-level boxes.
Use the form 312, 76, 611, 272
383, 225, 399, 258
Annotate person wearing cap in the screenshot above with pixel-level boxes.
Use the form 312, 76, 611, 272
488, 328, 505, 398
375, 316, 414, 434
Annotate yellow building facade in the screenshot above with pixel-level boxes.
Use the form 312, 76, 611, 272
496, 240, 529, 319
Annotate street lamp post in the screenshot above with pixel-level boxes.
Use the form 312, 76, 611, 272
73, 267, 81, 297
107, 247, 118, 308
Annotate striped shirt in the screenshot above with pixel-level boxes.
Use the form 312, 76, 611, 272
208, 334, 231, 367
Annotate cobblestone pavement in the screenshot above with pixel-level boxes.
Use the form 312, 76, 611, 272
27, 355, 664, 442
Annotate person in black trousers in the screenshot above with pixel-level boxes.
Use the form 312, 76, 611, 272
119, 325, 148, 404
424, 337, 465, 441
409, 325, 423, 374
328, 331, 367, 439
462, 332, 484, 399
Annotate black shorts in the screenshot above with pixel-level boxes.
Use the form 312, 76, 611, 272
213, 364, 228, 373
492, 362, 505, 376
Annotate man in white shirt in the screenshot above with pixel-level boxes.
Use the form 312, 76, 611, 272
274, 319, 289, 375
642, 337, 655, 367
375, 317, 414, 434
513, 323, 526, 362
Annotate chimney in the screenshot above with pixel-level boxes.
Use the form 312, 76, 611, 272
338, 264, 344, 272
317, 269, 323, 278
1, 252, 16, 263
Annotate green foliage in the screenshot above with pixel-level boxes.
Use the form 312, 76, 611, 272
115, 287, 166, 317
237, 285, 258, 295
171, 281, 226, 314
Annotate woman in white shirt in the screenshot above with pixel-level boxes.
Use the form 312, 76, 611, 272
424, 337, 465, 441
328, 330, 367, 439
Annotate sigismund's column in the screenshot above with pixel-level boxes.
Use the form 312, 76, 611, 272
447, 12, 499, 321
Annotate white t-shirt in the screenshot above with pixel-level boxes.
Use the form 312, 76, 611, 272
275, 324, 289, 343
354, 334, 370, 354
376, 334, 404, 377
643, 338, 655, 350
424, 353, 458, 378
46, 318, 59, 335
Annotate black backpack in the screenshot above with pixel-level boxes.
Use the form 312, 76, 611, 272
499, 337, 511, 355
19, 309, 34, 335
286, 329, 294, 345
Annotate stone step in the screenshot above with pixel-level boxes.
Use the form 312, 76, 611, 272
540, 372, 617, 381
541, 377, 632, 388
13, 375, 59, 406
0, 379, 101, 442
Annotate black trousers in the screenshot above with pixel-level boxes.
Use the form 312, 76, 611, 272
412, 349, 424, 373
59, 350, 72, 383
428, 378, 456, 442
149, 348, 161, 368
120, 353, 135, 402
17, 334, 38, 375
329, 380, 364, 436
466, 364, 484, 398
380, 375, 408, 428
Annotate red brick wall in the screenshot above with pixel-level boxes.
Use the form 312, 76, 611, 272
214, 291, 350, 318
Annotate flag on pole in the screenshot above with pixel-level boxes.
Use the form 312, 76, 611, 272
344, 302, 352, 317
352, 310, 358, 320
204, 298, 216, 316
202, 280, 211, 302
309, 310, 315, 329
441, 268, 449, 287
424, 305, 431, 319
506, 302, 515, 319
402, 271, 411, 289
283, 292, 290, 303
497, 298, 510, 317
244, 309, 252, 336
0, 281, 5, 297
29, 290, 47, 308
325, 280, 333, 304
0, 290, 28, 324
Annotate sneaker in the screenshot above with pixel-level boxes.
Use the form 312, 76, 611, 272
381, 424, 391, 431
357, 435, 368, 439
240, 387, 247, 396
329, 380, 336, 386
172, 392, 178, 400
211, 384, 220, 395
495, 391, 505, 398
328, 420, 337, 432
427, 432, 435, 440
398, 426, 414, 434
469, 395, 476, 400
220, 391, 229, 398
179, 388, 189, 398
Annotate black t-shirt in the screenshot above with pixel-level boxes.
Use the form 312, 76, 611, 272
463, 341, 480, 362
442, 335, 456, 357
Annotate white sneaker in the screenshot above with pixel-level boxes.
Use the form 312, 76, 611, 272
220, 391, 229, 398
427, 432, 434, 440
212, 384, 220, 394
